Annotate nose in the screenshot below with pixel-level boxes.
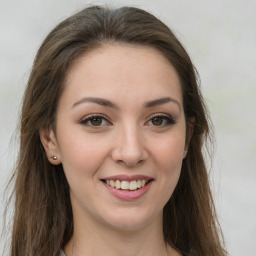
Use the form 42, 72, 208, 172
111, 123, 148, 167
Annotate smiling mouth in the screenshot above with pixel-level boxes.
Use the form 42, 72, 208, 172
102, 179, 152, 191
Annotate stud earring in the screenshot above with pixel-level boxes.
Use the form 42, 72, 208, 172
50, 155, 57, 160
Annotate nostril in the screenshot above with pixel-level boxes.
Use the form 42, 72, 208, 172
113, 159, 141, 167
111, 136, 148, 166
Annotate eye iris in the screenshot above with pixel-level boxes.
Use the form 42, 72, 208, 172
152, 117, 163, 126
91, 117, 102, 126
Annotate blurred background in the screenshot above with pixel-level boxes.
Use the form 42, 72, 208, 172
0, 0, 255, 255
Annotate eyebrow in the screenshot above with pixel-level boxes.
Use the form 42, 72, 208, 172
72, 96, 180, 110
144, 97, 181, 110
72, 97, 119, 109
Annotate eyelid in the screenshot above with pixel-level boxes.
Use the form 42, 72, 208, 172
80, 114, 112, 127
146, 113, 176, 126
79, 113, 175, 128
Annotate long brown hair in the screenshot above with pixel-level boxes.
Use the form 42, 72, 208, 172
8, 5, 227, 256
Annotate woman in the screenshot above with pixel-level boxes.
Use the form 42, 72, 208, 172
9, 5, 227, 256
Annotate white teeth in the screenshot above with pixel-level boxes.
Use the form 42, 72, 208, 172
129, 180, 137, 190
137, 180, 142, 188
105, 179, 149, 190
121, 181, 130, 190
115, 180, 121, 189
110, 180, 115, 188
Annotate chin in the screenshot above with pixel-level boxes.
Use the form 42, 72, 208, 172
99, 208, 161, 232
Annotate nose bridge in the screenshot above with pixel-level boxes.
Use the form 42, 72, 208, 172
112, 119, 147, 166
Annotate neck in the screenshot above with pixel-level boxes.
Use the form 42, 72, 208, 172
64, 211, 178, 256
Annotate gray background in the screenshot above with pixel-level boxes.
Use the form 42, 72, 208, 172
0, 0, 255, 255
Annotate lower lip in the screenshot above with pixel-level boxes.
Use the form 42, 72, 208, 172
103, 181, 153, 201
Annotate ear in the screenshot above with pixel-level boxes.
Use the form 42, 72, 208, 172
183, 117, 195, 159
39, 127, 62, 165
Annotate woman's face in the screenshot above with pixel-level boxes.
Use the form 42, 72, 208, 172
43, 44, 188, 231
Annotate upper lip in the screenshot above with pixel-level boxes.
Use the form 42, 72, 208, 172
101, 175, 154, 181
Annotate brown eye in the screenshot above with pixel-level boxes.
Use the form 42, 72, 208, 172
152, 116, 164, 126
90, 117, 103, 126
80, 115, 110, 128
147, 115, 176, 127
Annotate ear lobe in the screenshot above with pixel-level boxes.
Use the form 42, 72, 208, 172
39, 128, 61, 165
184, 117, 195, 159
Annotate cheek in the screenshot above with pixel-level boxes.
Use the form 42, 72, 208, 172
145, 134, 185, 211
154, 134, 185, 168
152, 134, 185, 191
57, 130, 109, 180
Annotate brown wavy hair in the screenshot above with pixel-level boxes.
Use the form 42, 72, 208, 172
7, 5, 227, 256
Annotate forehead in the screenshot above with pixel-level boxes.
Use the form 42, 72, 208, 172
62, 43, 183, 107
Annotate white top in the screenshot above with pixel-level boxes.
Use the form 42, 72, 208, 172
59, 250, 66, 256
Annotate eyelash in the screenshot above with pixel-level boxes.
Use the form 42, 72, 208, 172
80, 114, 176, 128
80, 114, 111, 128
146, 114, 176, 127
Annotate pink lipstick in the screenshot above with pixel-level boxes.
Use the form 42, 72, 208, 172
101, 175, 154, 201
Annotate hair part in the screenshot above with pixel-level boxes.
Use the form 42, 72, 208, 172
8, 5, 227, 256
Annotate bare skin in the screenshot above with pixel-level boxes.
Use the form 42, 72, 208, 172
64, 211, 181, 256
40, 44, 188, 256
